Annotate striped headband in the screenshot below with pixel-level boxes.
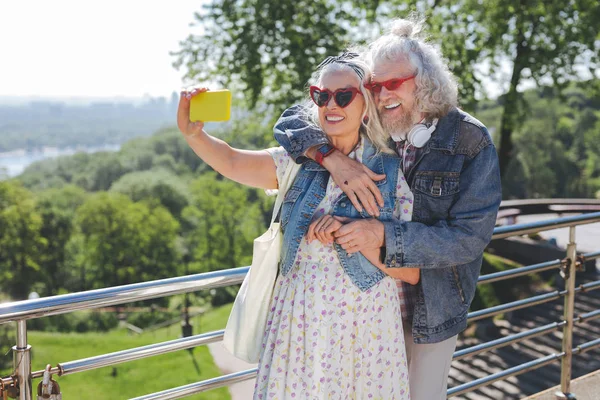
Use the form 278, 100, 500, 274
316, 52, 365, 80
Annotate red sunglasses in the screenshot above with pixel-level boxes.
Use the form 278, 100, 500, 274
363, 75, 416, 93
309, 86, 363, 108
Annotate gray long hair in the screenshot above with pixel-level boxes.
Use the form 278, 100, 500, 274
302, 54, 394, 154
368, 16, 458, 118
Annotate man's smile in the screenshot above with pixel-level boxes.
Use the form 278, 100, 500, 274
383, 103, 401, 110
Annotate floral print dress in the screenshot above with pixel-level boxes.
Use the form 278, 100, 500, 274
255, 142, 413, 400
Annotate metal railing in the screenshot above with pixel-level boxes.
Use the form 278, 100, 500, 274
1, 211, 600, 399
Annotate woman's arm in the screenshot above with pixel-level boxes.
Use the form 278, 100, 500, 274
361, 248, 420, 285
178, 88, 278, 190
307, 216, 420, 285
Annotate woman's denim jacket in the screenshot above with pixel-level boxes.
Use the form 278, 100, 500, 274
279, 137, 400, 292
274, 106, 502, 344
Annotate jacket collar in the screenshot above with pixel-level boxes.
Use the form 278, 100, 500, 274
426, 107, 461, 154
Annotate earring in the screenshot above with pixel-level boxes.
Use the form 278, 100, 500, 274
363, 115, 369, 124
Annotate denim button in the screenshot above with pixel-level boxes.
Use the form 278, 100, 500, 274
341, 202, 347, 208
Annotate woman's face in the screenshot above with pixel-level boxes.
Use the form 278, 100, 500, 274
316, 70, 365, 139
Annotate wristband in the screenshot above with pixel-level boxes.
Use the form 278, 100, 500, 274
315, 143, 335, 165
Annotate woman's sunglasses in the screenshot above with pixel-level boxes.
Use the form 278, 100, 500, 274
309, 86, 363, 108
363, 75, 416, 93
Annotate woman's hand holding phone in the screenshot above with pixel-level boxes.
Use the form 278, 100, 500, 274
177, 87, 208, 137
175, 87, 277, 190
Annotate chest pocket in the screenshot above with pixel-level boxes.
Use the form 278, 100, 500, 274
412, 172, 460, 223
280, 186, 303, 231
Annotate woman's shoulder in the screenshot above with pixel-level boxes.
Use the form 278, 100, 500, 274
265, 146, 292, 167
265, 146, 294, 189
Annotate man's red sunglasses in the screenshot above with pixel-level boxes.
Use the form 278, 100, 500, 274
309, 86, 363, 108
363, 75, 416, 93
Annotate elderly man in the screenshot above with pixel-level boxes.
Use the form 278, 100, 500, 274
273, 17, 502, 400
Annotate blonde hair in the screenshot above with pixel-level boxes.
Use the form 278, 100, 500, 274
368, 16, 458, 118
302, 55, 394, 154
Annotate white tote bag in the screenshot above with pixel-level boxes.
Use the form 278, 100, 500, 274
223, 160, 301, 363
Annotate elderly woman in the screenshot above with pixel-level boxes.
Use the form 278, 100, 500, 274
177, 53, 417, 399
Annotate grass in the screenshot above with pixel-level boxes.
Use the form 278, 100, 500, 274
1, 303, 234, 399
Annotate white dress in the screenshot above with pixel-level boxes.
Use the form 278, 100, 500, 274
254, 142, 413, 400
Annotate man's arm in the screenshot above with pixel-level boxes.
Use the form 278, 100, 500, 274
382, 142, 502, 269
273, 105, 329, 163
274, 106, 386, 215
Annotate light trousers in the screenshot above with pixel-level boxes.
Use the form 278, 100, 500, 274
403, 323, 458, 400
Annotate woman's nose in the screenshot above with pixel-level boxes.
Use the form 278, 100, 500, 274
326, 96, 337, 108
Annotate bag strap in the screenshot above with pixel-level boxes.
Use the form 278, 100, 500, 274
271, 161, 302, 225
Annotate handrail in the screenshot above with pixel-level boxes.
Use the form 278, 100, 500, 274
1, 212, 599, 325
467, 290, 562, 322
129, 369, 258, 400
478, 259, 561, 284
0, 267, 248, 324
11, 291, 596, 386
491, 211, 600, 239
1, 211, 599, 399
449, 335, 600, 398
57, 331, 224, 378
452, 321, 565, 361
447, 352, 566, 397
500, 198, 600, 208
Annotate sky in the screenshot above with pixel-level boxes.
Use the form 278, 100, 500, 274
1, 2, 595, 103
0, 1, 207, 100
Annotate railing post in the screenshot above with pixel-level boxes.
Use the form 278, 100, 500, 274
555, 226, 577, 400
12, 320, 32, 400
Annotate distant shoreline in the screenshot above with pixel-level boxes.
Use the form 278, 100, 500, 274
0, 144, 119, 158
0, 144, 121, 178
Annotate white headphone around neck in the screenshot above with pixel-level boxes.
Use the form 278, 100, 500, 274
406, 118, 439, 148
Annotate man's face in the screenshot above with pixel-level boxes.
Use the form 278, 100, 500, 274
371, 57, 420, 137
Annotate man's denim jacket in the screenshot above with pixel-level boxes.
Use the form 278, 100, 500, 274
274, 106, 502, 344
279, 136, 402, 292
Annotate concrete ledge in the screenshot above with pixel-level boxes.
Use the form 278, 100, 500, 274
523, 370, 600, 400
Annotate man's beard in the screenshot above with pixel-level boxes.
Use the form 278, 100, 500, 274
379, 104, 418, 140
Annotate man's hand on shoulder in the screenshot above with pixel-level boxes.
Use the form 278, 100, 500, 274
322, 150, 386, 217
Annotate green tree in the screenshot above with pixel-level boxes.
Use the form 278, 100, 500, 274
484, 83, 600, 199
176, 0, 600, 179
0, 182, 46, 300
36, 185, 87, 295
68, 193, 181, 290
434, 0, 600, 176
181, 173, 264, 274
109, 169, 191, 218
173, 0, 371, 108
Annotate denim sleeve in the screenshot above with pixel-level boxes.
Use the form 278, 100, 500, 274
274, 105, 329, 164
382, 142, 502, 269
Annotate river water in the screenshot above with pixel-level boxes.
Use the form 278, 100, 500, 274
0, 145, 120, 178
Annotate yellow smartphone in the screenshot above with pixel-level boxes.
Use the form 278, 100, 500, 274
190, 89, 232, 122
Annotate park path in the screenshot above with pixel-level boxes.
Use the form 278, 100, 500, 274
208, 342, 257, 400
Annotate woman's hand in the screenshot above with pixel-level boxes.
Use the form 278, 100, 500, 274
177, 88, 209, 137
174, 87, 278, 190
307, 215, 344, 245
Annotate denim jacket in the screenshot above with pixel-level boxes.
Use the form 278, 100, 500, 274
274, 106, 502, 344
279, 136, 401, 292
